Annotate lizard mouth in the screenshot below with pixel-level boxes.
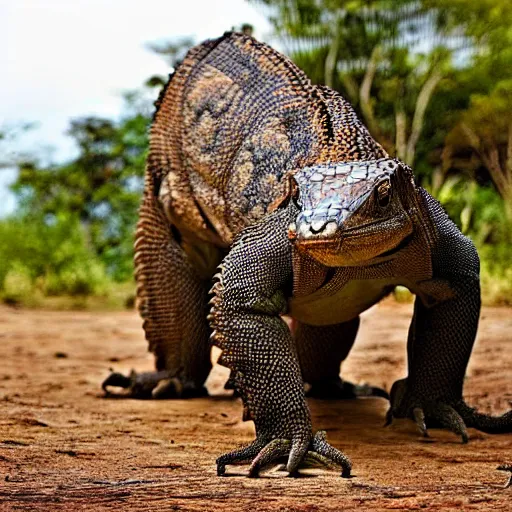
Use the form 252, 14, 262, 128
294, 215, 414, 266
296, 233, 410, 257
295, 214, 409, 245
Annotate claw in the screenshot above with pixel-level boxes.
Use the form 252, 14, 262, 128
431, 403, 468, 443
456, 401, 512, 434
302, 451, 336, 469
413, 407, 429, 437
286, 436, 310, 474
311, 431, 352, 477
102, 371, 132, 393
249, 439, 290, 477
101, 370, 207, 399
217, 431, 351, 477
384, 407, 393, 427
387, 379, 486, 442
216, 439, 266, 476
497, 464, 512, 489
152, 377, 182, 398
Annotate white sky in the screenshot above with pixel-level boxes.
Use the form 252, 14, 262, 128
0, 0, 272, 215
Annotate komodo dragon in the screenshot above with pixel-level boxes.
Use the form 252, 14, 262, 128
103, 32, 512, 477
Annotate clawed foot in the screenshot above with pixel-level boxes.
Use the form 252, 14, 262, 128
307, 376, 389, 400
216, 431, 351, 478
386, 378, 512, 442
497, 464, 512, 488
102, 370, 207, 399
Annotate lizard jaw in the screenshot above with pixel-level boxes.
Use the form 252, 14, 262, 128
293, 213, 414, 267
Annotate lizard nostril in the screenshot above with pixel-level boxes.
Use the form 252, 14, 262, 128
309, 220, 326, 234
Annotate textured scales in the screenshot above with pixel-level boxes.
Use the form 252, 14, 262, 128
293, 159, 399, 238
152, 32, 384, 249
103, 32, 512, 476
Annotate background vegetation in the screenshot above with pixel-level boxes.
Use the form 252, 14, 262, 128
1, 0, 510, 307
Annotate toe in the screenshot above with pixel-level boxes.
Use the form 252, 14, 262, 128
430, 403, 468, 443
286, 436, 310, 474
311, 431, 352, 477
248, 439, 290, 477
102, 372, 132, 394
216, 439, 266, 476
413, 407, 429, 437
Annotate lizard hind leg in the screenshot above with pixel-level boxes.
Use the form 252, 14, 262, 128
296, 318, 389, 400
102, 191, 212, 399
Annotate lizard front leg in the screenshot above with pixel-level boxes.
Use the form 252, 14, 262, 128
387, 194, 511, 439
209, 205, 351, 477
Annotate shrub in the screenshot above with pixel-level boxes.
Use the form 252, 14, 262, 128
0, 215, 110, 303
2, 263, 35, 305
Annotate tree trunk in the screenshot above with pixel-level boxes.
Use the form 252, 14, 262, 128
395, 109, 407, 160
340, 74, 359, 104
359, 46, 382, 140
324, 28, 340, 89
404, 67, 442, 166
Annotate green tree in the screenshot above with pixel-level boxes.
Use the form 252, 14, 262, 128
444, 81, 512, 217
252, 0, 459, 166
11, 96, 149, 281
433, 1, 512, 216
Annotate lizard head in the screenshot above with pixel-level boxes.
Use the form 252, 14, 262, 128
289, 158, 415, 266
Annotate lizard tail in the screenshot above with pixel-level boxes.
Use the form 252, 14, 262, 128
457, 401, 512, 434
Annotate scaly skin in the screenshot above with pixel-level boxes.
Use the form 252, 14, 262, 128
102, 32, 512, 477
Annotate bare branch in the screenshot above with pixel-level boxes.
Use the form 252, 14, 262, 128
395, 109, 407, 161
340, 75, 359, 104
461, 123, 510, 202
324, 29, 340, 89
404, 68, 443, 166
359, 46, 382, 139
460, 122, 481, 150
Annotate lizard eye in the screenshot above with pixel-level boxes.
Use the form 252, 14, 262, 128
376, 179, 392, 208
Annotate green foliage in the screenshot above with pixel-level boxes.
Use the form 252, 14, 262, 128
2, 55, 157, 306
425, 177, 512, 305
431, 180, 509, 244
254, 0, 512, 305
4, 11, 511, 306
11, 95, 150, 283
2, 262, 34, 305
0, 215, 110, 304
479, 244, 512, 306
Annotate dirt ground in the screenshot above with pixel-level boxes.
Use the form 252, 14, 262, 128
0, 301, 510, 511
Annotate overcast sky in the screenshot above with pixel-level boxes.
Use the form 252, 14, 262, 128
0, 0, 272, 215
